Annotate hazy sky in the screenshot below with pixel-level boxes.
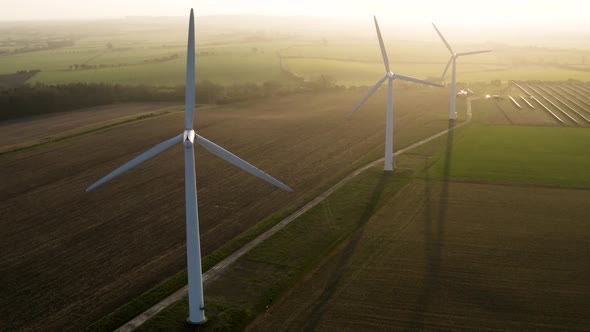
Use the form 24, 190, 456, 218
1, 0, 588, 30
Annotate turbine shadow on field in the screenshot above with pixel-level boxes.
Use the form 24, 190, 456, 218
406, 119, 455, 330
303, 172, 391, 331
493, 99, 514, 125
403, 121, 535, 327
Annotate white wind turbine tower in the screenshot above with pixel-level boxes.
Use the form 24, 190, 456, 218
432, 23, 491, 120
350, 16, 443, 172
86, 9, 292, 325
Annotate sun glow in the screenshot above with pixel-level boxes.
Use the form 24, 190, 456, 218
1, 0, 588, 30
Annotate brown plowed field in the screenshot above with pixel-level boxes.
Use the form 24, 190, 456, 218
0, 87, 452, 331
0, 102, 182, 153
250, 180, 590, 331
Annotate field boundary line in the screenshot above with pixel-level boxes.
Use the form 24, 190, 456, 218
114, 99, 473, 332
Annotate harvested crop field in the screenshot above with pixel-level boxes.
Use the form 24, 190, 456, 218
249, 179, 590, 331
0, 102, 182, 153
0, 87, 454, 331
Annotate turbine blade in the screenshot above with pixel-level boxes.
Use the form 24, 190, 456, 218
441, 56, 453, 81
349, 75, 387, 117
86, 134, 184, 192
374, 16, 390, 72
457, 50, 492, 56
396, 74, 444, 87
185, 9, 196, 130
432, 23, 454, 54
195, 134, 293, 192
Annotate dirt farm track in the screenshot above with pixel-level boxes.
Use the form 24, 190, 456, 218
0, 88, 451, 331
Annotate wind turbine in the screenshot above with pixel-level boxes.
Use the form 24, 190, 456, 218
432, 23, 491, 120
86, 9, 292, 325
350, 16, 443, 172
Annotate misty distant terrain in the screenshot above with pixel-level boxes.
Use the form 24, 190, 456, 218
1, 15, 589, 48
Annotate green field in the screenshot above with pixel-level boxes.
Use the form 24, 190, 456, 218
428, 124, 590, 186
27, 51, 293, 86
283, 58, 590, 87
0, 18, 311, 86
3, 41, 301, 86
282, 58, 509, 86
13, 44, 590, 87
2, 17, 590, 87
279, 41, 590, 85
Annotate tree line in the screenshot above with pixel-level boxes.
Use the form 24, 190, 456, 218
0, 76, 341, 121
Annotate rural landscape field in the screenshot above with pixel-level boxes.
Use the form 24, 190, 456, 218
1, 1, 590, 331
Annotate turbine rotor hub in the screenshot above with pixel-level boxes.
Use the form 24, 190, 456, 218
386, 71, 395, 79
183, 129, 195, 147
